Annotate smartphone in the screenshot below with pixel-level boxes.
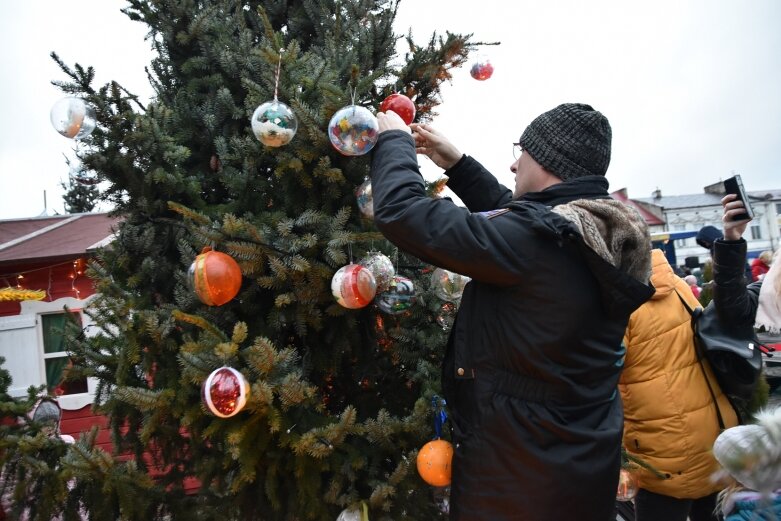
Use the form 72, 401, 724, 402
723, 174, 754, 221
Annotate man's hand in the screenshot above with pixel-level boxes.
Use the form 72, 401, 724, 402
377, 110, 411, 134
721, 193, 752, 241
410, 123, 462, 170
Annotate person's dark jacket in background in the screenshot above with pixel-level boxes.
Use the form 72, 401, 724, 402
370, 130, 653, 521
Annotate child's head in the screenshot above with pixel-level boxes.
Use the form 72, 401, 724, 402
713, 406, 781, 493
684, 275, 697, 286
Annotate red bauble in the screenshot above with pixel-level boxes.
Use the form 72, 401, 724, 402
416, 439, 453, 487
188, 248, 242, 306
380, 93, 416, 125
201, 366, 250, 418
470, 60, 494, 81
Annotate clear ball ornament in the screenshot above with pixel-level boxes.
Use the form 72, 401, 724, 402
469, 56, 495, 81
376, 276, 416, 315
358, 251, 394, 292
355, 177, 374, 219
431, 268, 470, 302
432, 485, 451, 515
201, 366, 250, 418
335, 507, 361, 521
616, 468, 638, 501
328, 105, 379, 156
331, 263, 377, 309
50, 97, 96, 139
251, 99, 298, 147
436, 302, 456, 331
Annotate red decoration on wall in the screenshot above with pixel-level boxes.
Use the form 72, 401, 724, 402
188, 248, 242, 306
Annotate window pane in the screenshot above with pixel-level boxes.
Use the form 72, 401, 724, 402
45, 357, 88, 395
42, 312, 81, 354
42, 312, 87, 395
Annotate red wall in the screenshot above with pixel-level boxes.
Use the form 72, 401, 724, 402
0, 258, 95, 317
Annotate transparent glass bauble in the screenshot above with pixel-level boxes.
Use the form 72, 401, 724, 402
431, 268, 470, 302
469, 56, 494, 81
331, 264, 377, 309
436, 302, 456, 331
358, 251, 395, 292
376, 276, 416, 315
327, 105, 378, 156
616, 468, 638, 501
251, 99, 298, 147
355, 177, 374, 219
335, 508, 361, 521
50, 97, 96, 139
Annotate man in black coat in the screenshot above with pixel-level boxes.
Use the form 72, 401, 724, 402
369, 103, 654, 520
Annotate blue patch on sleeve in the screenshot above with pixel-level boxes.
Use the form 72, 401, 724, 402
476, 208, 510, 220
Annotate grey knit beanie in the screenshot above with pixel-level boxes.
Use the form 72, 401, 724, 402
519, 103, 612, 182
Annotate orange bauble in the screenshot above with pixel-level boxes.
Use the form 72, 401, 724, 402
416, 439, 453, 487
188, 248, 242, 306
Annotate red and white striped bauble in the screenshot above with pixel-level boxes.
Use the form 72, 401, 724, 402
331, 263, 377, 309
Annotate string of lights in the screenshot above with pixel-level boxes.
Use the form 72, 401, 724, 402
1, 257, 89, 301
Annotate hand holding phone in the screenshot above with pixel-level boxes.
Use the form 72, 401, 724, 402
723, 175, 754, 221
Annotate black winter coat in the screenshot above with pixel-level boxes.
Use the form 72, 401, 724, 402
370, 131, 653, 521
712, 238, 762, 326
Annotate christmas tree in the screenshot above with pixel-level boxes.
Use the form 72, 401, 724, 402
61, 161, 100, 214
26, 1, 480, 519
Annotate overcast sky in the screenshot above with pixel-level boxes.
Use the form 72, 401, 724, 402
1, 0, 779, 219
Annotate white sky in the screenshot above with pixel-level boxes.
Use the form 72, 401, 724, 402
1, 0, 779, 219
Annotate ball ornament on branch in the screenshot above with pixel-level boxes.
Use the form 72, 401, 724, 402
251, 99, 298, 147
417, 439, 453, 487
50, 97, 96, 139
328, 105, 379, 156
188, 248, 243, 306
358, 251, 394, 292
616, 468, 638, 501
431, 268, 470, 302
331, 263, 377, 309
379, 93, 416, 125
355, 177, 374, 219
376, 276, 416, 315
469, 56, 494, 81
201, 366, 250, 418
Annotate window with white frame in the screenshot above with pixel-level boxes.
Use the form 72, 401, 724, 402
0, 296, 97, 410
40, 311, 88, 396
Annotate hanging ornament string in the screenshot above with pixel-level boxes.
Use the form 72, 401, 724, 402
432, 395, 447, 439
273, 48, 283, 102
250, 48, 298, 148
348, 242, 354, 264
349, 85, 357, 107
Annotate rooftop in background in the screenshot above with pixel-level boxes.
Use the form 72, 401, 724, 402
0, 213, 120, 267
634, 192, 725, 210
610, 188, 665, 225
633, 184, 781, 211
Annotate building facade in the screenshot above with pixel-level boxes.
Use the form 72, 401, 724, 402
616, 182, 780, 269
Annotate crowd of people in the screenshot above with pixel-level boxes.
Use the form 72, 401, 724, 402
370, 103, 781, 520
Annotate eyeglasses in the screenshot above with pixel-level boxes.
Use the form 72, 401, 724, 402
513, 142, 523, 160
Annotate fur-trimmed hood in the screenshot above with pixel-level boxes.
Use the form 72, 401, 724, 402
552, 198, 652, 284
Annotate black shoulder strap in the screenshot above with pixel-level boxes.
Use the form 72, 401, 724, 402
673, 288, 726, 430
